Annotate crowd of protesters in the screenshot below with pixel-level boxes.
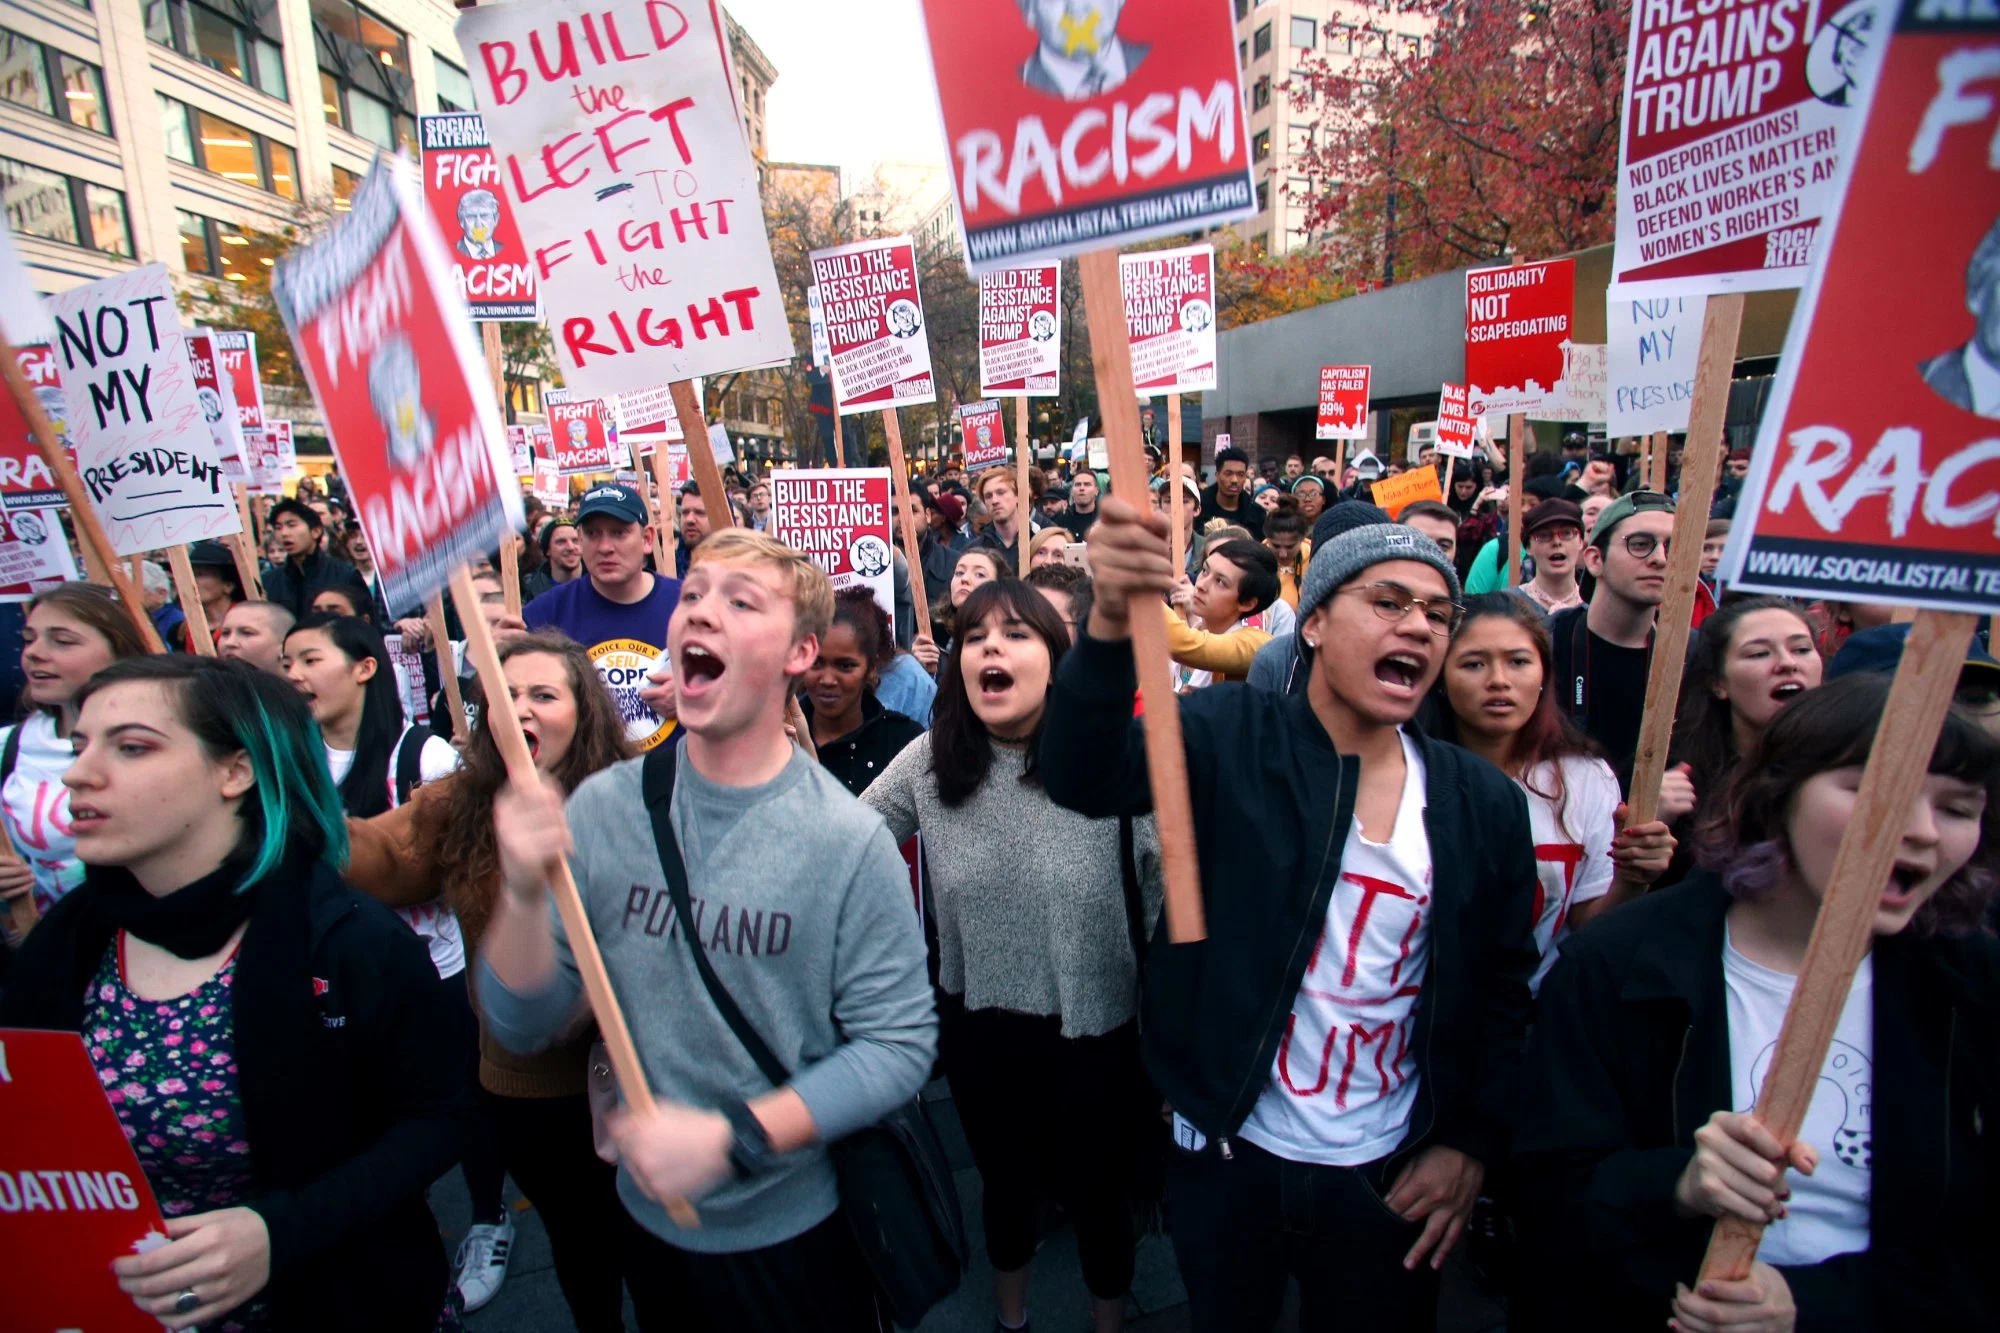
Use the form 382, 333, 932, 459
0, 429, 1993, 1333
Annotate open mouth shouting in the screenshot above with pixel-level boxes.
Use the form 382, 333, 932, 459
520, 724, 541, 759
977, 664, 1016, 701
1373, 650, 1430, 700
1769, 680, 1808, 705
677, 642, 727, 702
1881, 859, 1934, 909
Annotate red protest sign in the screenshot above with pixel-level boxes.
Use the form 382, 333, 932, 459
916, 0, 1254, 270
979, 264, 1062, 396
768, 467, 895, 619
1120, 245, 1217, 393
1, 345, 69, 507
210, 330, 263, 429
0, 506, 80, 600
548, 395, 618, 475
0, 1029, 171, 1333
419, 111, 536, 322
960, 399, 1007, 472
1435, 382, 1479, 457
1465, 258, 1576, 417
507, 425, 534, 475
1612, 0, 1863, 297
810, 237, 937, 414
273, 157, 521, 613
185, 330, 248, 483
1316, 365, 1371, 440
1721, 3, 2000, 615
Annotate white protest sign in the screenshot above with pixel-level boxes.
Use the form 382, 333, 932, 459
768, 467, 893, 619
1608, 295, 1706, 436
45, 264, 240, 553
1539, 343, 1609, 424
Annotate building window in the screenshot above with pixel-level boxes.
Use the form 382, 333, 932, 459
1252, 128, 1271, 162
1252, 22, 1272, 58
1251, 74, 1269, 111
1291, 16, 1317, 48
158, 95, 298, 199
2, 156, 130, 256
434, 56, 474, 113
312, 0, 416, 153
1237, 40, 1246, 67
1329, 24, 1354, 54
145, 0, 287, 100
1234, 0, 1250, 19
178, 211, 284, 283
330, 163, 362, 212
1402, 35, 1423, 59
1256, 179, 1270, 213
1, 30, 112, 134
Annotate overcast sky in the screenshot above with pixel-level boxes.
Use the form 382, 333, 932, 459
725, 0, 948, 184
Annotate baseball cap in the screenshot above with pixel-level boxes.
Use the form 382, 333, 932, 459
1349, 449, 1385, 480
1521, 498, 1584, 540
1588, 489, 1675, 546
1829, 624, 2000, 685
186, 540, 236, 570
574, 483, 648, 525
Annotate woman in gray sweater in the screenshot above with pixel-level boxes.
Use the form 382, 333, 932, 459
865, 579, 1160, 1333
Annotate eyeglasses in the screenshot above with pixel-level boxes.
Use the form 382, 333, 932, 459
1618, 531, 1672, 560
1340, 583, 1463, 636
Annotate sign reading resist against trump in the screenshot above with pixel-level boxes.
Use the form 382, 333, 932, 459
979, 264, 1062, 396
1464, 258, 1576, 417
810, 236, 937, 414
419, 111, 536, 321
917, 0, 1254, 270
1721, 0, 2000, 615
273, 156, 522, 613
768, 467, 895, 619
455, 0, 793, 393
960, 399, 1008, 472
1120, 245, 1216, 393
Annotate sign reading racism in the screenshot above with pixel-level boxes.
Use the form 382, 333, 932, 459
455, 0, 793, 393
1316, 365, 1371, 440
1608, 294, 1707, 436
0, 1029, 171, 1333
768, 467, 895, 619
547, 393, 618, 475
1, 345, 69, 509
273, 157, 521, 613
1721, 0, 2000, 615
533, 456, 566, 506
1120, 245, 1217, 393
979, 264, 1062, 395
185, 330, 248, 481
809, 236, 937, 414
960, 399, 1008, 471
1611, 0, 1869, 296
1464, 258, 1576, 417
45, 264, 241, 554
419, 110, 536, 321
916, 0, 1255, 269
1435, 383, 1480, 457
210, 330, 264, 428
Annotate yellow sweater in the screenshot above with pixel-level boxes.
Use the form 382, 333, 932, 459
1162, 602, 1274, 682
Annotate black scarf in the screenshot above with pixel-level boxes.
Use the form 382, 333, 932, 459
87, 857, 260, 960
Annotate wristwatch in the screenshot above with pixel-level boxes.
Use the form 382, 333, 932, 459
718, 1100, 775, 1180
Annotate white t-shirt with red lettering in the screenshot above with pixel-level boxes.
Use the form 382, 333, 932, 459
1238, 731, 1431, 1167
1520, 755, 1620, 992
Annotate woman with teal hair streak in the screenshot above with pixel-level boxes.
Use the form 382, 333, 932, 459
0, 655, 472, 1333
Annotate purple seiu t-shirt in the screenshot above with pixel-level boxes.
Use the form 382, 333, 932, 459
523, 573, 682, 750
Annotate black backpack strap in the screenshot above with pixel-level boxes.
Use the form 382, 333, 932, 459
641, 745, 792, 1088
392, 725, 427, 807
1118, 815, 1147, 970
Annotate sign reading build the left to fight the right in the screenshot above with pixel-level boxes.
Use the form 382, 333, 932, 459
1721, 0, 2000, 615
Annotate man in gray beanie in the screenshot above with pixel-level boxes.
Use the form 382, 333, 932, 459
1247, 500, 1397, 693
1040, 496, 1538, 1333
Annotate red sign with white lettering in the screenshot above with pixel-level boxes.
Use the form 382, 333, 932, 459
419, 111, 536, 321
210, 330, 264, 429
1316, 365, 1371, 441
960, 399, 1007, 472
1464, 258, 1576, 418
548, 394, 618, 475
810, 237, 937, 415
1435, 382, 1479, 457
0, 1028, 171, 1332
1, 345, 69, 507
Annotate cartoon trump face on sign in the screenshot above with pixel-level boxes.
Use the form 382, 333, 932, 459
887, 299, 924, 339
1018, 0, 1148, 101
198, 386, 225, 424
368, 336, 435, 473
849, 534, 891, 579
1180, 299, 1213, 334
1029, 309, 1058, 342
456, 188, 504, 259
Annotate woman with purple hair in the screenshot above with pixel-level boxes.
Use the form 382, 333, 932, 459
1510, 673, 1999, 1333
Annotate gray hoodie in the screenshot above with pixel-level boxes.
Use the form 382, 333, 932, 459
477, 746, 936, 1253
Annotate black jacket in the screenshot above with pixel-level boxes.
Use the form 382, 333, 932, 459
1195, 485, 1265, 539
802, 690, 925, 798
262, 548, 372, 621
1513, 873, 2000, 1332
1039, 630, 1539, 1168
2, 857, 470, 1331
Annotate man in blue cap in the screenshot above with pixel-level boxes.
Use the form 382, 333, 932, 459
1829, 622, 2000, 736
524, 482, 682, 750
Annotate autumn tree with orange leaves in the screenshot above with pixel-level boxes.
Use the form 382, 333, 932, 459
1287, 0, 1629, 289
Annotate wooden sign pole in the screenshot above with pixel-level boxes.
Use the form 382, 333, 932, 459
1015, 400, 1031, 573
1169, 432, 1187, 575
668, 381, 733, 531
1699, 609, 1976, 1280
879, 408, 933, 641
1626, 293, 1745, 824
477, 325, 525, 618
1505, 415, 1527, 587
165, 546, 216, 656
445, 566, 698, 1228
633, 439, 674, 573
0, 329, 164, 652
1651, 429, 1672, 493
1077, 249, 1205, 944
230, 486, 264, 600
424, 591, 470, 746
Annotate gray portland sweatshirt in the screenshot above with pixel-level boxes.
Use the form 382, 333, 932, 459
477, 746, 936, 1254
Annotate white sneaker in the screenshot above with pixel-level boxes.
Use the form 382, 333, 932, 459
454, 1216, 515, 1313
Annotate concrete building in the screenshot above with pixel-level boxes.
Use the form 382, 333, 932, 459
845, 160, 950, 239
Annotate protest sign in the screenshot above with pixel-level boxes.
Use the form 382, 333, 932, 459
770, 467, 894, 619
1, 348, 68, 509
455, 0, 793, 394
810, 236, 936, 414
1721, 0, 2000, 616
419, 111, 536, 321
1316, 365, 1371, 440
12, 343, 71, 471
1120, 246, 1217, 394
807, 284, 831, 370
665, 438, 692, 491
185, 330, 247, 481
1370, 466, 1444, 518
265, 419, 296, 477
273, 157, 521, 614
45, 264, 240, 554
960, 399, 1008, 472
532, 457, 566, 506
1611, 0, 1865, 297
210, 330, 264, 429
916, 0, 1254, 269
0, 1028, 171, 1333
1464, 258, 1576, 417
1540, 343, 1609, 424
612, 383, 688, 441
1435, 382, 1480, 457
979, 264, 1062, 395
0, 507, 79, 599
1608, 295, 1706, 435
548, 395, 618, 475
508, 424, 535, 475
